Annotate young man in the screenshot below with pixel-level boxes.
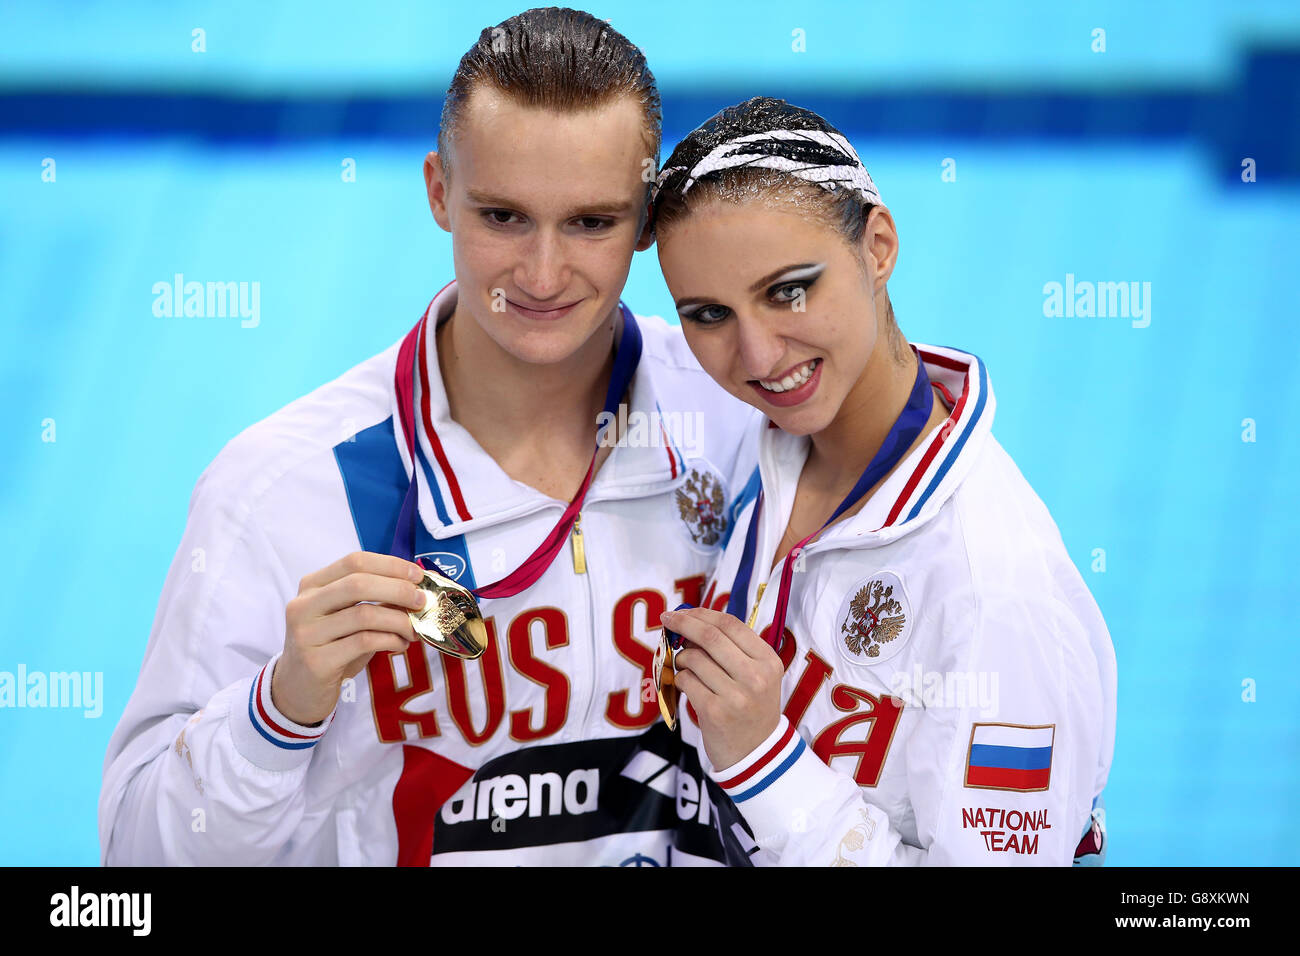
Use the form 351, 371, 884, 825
99, 8, 757, 866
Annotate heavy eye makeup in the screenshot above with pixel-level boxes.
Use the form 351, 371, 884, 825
767, 263, 825, 304
677, 263, 825, 326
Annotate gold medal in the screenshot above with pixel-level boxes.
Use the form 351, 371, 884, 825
653, 633, 680, 730
409, 568, 488, 660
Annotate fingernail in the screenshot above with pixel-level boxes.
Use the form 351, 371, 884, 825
409, 565, 424, 582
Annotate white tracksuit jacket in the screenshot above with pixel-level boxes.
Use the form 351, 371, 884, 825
683, 344, 1117, 865
98, 280, 760, 866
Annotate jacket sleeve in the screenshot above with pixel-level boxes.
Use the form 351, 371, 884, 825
98, 456, 339, 865
703, 589, 1106, 866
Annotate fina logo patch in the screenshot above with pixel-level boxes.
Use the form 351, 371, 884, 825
835, 571, 911, 666
416, 552, 466, 582
674, 461, 728, 549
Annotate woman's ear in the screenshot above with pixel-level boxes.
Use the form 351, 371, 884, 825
860, 205, 900, 293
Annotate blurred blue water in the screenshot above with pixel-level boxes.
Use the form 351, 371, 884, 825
4, 0, 1300, 91
2, 1, 1298, 866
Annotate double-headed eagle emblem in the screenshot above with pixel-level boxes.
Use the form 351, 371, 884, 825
675, 468, 727, 546
841, 579, 907, 658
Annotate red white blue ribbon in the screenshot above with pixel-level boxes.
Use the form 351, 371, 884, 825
389, 301, 642, 599
725, 353, 935, 650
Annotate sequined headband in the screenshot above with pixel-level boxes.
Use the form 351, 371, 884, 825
652, 128, 883, 207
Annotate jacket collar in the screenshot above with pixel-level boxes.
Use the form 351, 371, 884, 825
389, 281, 688, 538
758, 343, 995, 552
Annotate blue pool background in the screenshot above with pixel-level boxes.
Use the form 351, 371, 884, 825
1, 0, 1298, 865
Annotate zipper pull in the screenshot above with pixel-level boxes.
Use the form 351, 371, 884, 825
571, 512, 587, 574
746, 582, 767, 630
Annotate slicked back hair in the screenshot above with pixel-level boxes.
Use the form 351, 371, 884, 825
654, 96, 904, 353
438, 8, 661, 181
653, 96, 875, 248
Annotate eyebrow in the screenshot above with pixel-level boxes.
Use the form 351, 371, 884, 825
748, 263, 820, 293
674, 262, 822, 310
466, 190, 637, 217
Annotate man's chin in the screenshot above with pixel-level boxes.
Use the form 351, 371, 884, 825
486, 317, 611, 369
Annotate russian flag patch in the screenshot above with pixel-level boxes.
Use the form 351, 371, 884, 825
964, 723, 1054, 792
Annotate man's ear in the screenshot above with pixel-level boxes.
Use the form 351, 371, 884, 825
424, 151, 453, 233
634, 201, 655, 251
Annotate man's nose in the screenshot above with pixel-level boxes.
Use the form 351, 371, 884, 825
514, 230, 570, 302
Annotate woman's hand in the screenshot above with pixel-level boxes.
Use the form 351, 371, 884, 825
659, 606, 784, 770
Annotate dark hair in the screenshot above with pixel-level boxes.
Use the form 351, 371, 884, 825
655, 96, 904, 347
438, 8, 661, 177
652, 96, 875, 247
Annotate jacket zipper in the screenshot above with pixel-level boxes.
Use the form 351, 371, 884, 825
575, 509, 602, 735
746, 582, 767, 630
570, 512, 587, 574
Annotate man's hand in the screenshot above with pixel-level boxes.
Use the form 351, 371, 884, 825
658, 606, 784, 770
272, 552, 428, 726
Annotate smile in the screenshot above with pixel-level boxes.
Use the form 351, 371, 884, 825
757, 359, 820, 393
749, 358, 824, 408
506, 298, 584, 321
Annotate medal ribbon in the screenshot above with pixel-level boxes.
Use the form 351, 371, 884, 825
389, 300, 643, 599
725, 354, 935, 649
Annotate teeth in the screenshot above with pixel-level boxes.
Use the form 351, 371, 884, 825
760, 360, 817, 393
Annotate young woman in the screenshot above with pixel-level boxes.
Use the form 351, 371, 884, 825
653, 97, 1116, 865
